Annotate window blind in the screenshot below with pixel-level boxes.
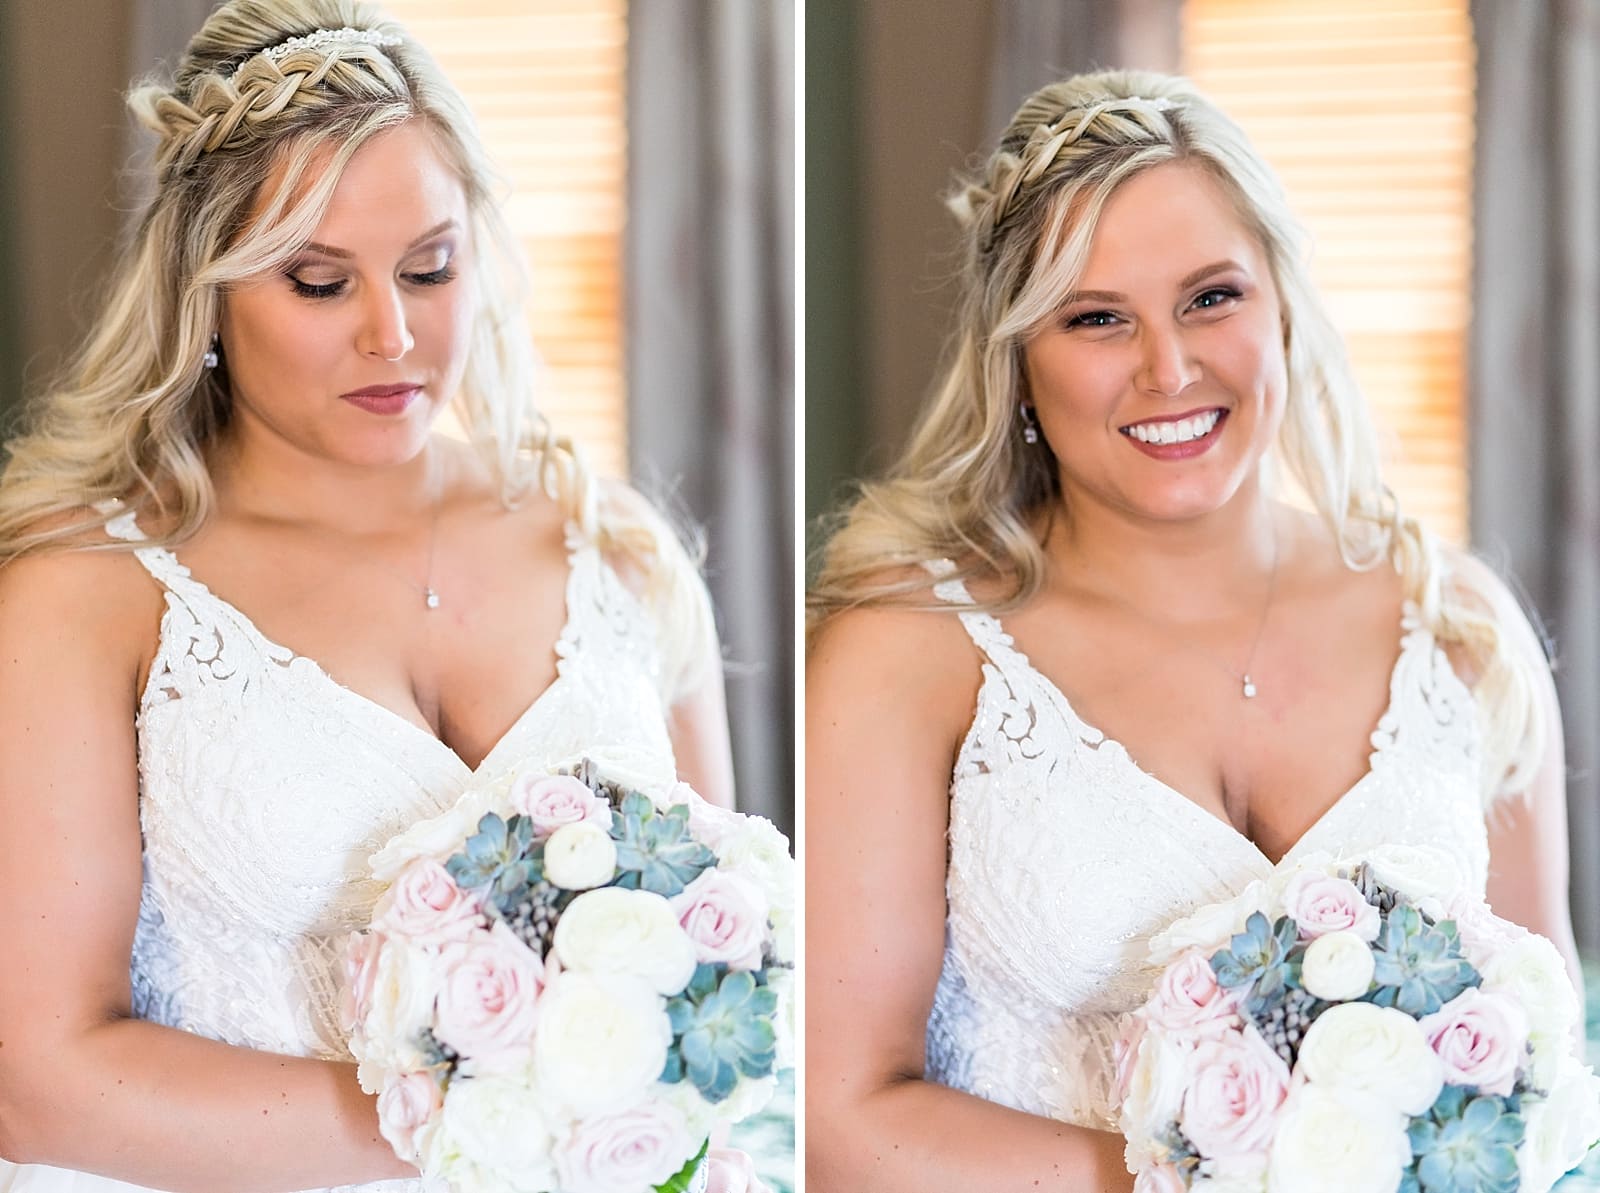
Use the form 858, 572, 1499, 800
379, 1, 629, 478
1182, 0, 1473, 543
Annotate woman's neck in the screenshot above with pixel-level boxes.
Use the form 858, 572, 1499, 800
206, 425, 447, 536
1044, 487, 1289, 622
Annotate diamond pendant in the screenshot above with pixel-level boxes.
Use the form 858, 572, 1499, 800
425, 588, 440, 610
1242, 675, 1257, 699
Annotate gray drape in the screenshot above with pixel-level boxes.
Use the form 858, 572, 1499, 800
1470, 0, 1600, 954
627, 1, 795, 835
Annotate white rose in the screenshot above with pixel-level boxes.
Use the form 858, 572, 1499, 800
554, 887, 698, 995
534, 970, 673, 1118
370, 789, 497, 882
1267, 1085, 1410, 1193
1148, 881, 1269, 968
352, 939, 439, 1088
1190, 1154, 1268, 1193
423, 1074, 557, 1193
1119, 1030, 1192, 1168
1299, 931, 1376, 1001
1480, 932, 1580, 1090
1295, 1002, 1444, 1117
1361, 844, 1466, 919
767, 968, 797, 1070
659, 1078, 719, 1142
1518, 1056, 1600, 1193
544, 822, 619, 890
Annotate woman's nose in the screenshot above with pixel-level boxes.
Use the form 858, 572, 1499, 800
358, 284, 414, 362
1137, 324, 1200, 398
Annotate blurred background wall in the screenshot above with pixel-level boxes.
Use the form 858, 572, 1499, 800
806, 0, 1599, 956
0, 0, 794, 839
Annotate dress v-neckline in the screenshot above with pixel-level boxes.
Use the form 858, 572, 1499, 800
980, 602, 1425, 871
131, 523, 586, 780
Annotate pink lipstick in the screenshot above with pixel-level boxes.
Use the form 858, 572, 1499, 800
340, 383, 422, 416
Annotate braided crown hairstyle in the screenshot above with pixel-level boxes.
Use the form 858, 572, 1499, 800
810, 68, 1544, 806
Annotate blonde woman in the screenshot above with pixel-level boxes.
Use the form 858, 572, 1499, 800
807, 70, 1582, 1191
0, 2, 763, 1191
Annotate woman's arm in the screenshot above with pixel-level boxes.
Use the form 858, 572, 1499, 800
1480, 604, 1585, 1016
666, 623, 736, 811
0, 547, 415, 1193
806, 605, 1134, 1193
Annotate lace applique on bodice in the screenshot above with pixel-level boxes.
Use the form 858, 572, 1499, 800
3, 508, 677, 1193
919, 561, 1488, 1133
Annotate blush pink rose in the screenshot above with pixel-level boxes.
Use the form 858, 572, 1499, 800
1145, 950, 1244, 1038
1145, 946, 1241, 1042
372, 859, 484, 946
669, 868, 769, 970
1443, 893, 1527, 969
340, 930, 383, 1033
1418, 987, 1530, 1097
1133, 1165, 1186, 1193
376, 1070, 442, 1162
433, 921, 545, 1071
511, 774, 612, 835
554, 1101, 697, 1193
1282, 872, 1380, 942
1179, 1026, 1292, 1159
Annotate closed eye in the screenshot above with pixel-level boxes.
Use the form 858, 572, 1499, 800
288, 275, 345, 300
404, 266, 457, 287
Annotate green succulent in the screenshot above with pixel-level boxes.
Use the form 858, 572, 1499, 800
1211, 912, 1300, 1012
1369, 905, 1479, 1016
662, 963, 778, 1102
610, 792, 715, 897
1407, 1084, 1525, 1193
445, 812, 544, 916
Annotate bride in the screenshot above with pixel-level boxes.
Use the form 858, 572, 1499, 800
806, 70, 1584, 1191
0, 2, 755, 1191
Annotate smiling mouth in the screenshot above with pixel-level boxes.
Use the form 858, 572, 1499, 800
1120, 408, 1225, 446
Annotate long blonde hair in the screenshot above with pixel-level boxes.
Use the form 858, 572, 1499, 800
1, 0, 712, 699
810, 69, 1543, 804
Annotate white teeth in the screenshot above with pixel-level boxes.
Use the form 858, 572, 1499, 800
1126, 410, 1221, 445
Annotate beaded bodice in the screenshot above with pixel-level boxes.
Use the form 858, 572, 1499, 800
20, 508, 677, 1193
921, 562, 1488, 1131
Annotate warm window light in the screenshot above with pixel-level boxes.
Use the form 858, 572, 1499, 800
1182, 0, 1473, 544
380, 1, 630, 478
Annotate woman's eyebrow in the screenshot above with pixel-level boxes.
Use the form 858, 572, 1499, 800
1060, 259, 1246, 307
299, 218, 460, 260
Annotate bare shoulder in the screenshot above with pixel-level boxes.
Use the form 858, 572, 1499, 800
0, 511, 164, 686
808, 577, 984, 752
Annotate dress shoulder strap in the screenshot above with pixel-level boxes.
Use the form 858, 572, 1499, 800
921, 558, 1026, 668
98, 502, 197, 593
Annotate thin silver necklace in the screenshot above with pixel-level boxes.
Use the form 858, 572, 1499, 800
351, 466, 444, 611
1099, 528, 1280, 700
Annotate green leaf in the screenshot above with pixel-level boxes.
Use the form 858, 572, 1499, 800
653, 1139, 710, 1193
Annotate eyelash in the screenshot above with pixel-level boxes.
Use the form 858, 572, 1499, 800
1062, 286, 1243, 329
287, 265, 458, 301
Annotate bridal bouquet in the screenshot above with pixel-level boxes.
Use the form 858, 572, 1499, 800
1118, 846, 1600, 1193
341, 759, 796, 1193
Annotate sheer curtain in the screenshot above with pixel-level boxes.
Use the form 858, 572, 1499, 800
1470, 0, 1600, 955
627, 1, 795, 833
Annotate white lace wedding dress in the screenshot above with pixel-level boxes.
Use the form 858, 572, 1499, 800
0, 508, 681, 1193
920, 562, 1490, 1131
